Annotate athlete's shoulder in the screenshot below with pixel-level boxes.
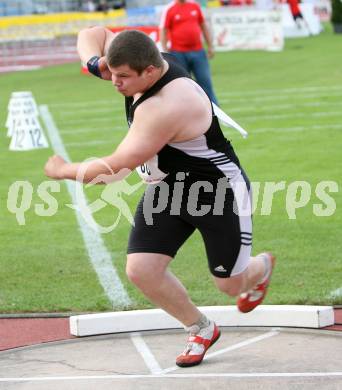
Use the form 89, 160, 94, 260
135, 81, 190, 119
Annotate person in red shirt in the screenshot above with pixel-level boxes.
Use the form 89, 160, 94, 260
160, 0, 218, 105
287, 0, 312, 34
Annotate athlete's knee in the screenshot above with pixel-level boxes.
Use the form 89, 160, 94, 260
126, 253, 169, 286
126, 257, 147, 286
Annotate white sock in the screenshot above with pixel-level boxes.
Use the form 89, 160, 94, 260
186, 314, 210, 334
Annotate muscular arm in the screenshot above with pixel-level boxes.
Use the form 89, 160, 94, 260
159, 27, 169, 52
77, 26, 116, 80
200, 21, 214, 59
77, 26, 115, 63
45, 99, 179, 183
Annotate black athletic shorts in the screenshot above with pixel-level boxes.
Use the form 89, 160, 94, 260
127, 171, 252, 278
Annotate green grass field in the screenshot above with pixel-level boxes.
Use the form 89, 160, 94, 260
0, 24, 341, 314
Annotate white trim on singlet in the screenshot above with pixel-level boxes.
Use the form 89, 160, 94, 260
169, 135, 253, 276
169, 133, 252, 276
168, 134, 241, 179
229, 171, 253, 276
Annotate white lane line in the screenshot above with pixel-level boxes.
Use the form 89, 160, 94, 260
0, 65, 42, 73
130, 332, 164, 375
47, 86, 342, 110
1, 372, 342, 382
50, 99, 118, 108
218, 85, 342, 97
245, 123, 342, 135
57, 109, 342, 128
64, 140, 110, 147
48, 86, 342, 110
59, 126, 125, 135
39, 105, 131, 308
239, 110, 342, 122
221, 101, 342, 114
162, 329, 279, 374
52, 96, 342, 116
220, 91, 342, 104
53, 99, 295, 115
56, 106, 124, 116
206, 329, 279, 359
5, 53, 79, 61
55, 116, 114, 126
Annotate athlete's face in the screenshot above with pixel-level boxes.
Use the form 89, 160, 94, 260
109, 64, 154, 97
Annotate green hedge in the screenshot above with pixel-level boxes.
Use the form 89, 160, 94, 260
331, 0, 342, 24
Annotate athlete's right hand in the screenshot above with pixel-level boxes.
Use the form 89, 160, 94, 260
97, 56, 112, 81
44, 155, 67, 180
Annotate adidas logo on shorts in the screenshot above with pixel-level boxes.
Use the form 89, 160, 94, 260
214, 265, 227, 273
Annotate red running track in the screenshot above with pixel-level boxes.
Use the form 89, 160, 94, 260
0, 309, 341, 352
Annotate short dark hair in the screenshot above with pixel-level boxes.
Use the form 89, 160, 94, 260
106, 30, 164, 74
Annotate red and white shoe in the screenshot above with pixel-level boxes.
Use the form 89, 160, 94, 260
237, 252, 276, 313
176, 321, 220, 367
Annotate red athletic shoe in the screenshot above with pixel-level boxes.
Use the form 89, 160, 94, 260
237, 252, 276, 313
176, 322, 221, 367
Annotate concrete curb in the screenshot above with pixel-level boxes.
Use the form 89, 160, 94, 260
70, 305, 334, 337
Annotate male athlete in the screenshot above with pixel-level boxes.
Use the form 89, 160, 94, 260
45, 27, 275, 367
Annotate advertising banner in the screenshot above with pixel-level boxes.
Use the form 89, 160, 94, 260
211, 9, 284, 51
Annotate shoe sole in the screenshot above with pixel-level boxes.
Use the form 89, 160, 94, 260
175, 329, 221, 368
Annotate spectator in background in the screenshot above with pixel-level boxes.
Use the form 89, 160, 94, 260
97, 0, 110, 12
113, 0, 126, 9
83, 0, 96, 12
287, 0, 312, 34
160, 0, 218, 105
